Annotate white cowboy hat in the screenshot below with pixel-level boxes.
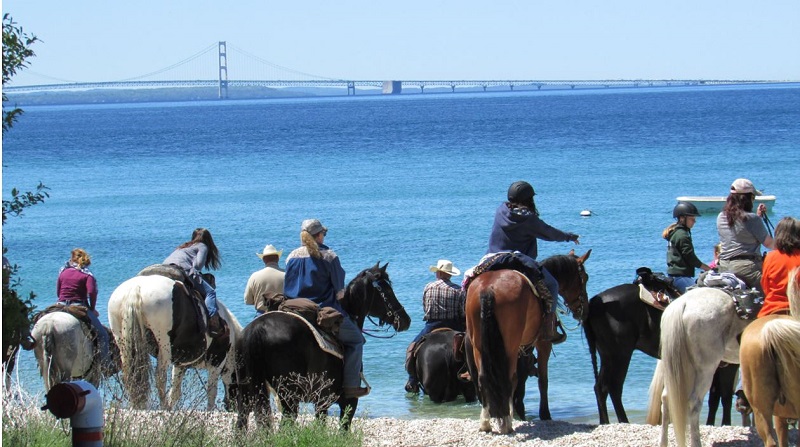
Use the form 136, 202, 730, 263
257, 244, 283, 259
429, 259, 461, 276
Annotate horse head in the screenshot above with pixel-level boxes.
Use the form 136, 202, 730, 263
341, 262, 411, 332
544, 249, 592, 322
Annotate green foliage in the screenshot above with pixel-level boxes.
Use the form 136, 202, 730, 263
3, 13, 38, 134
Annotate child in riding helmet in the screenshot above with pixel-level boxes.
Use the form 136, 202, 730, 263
663, 202, 711, 293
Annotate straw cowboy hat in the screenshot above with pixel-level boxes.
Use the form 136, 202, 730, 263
257, 244, 283, 259
429, 259, 461, 276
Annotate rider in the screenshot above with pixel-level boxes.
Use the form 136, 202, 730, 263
243, 244, 285, 316
163, 228, 225, 337
283, 219, 369, 399
486, 180, 580, 344
56, 248, 112, 371
663, 202, 711, 293
758, 216, 800, 317
716, 178, 774, 292
404, 259, 465, 393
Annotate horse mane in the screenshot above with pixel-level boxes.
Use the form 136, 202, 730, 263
789, 266, 800, 318
540, 254, 579, 281
340, 262, 387, 325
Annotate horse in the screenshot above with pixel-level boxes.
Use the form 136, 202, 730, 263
411, 329, 477, 404
108, 272, 242, 410
646, 287, 751, 447
739, 269, 800, 447
234, 262, 411, 431
583, 278, 738, 425
30, 311, 104, 390
464, 250, 591, 434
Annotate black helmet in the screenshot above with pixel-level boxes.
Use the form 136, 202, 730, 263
673, 201, 700, 219
508, 181, 535, 203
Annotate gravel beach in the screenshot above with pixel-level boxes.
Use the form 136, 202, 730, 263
353, 417, 796, 447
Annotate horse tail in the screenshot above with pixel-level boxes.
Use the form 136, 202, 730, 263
660, 300, 692, 447
645, 360, 665, 425
119, 283, 152, 408
583, 316, 599, 382
479, 287, 511, 419
41, 331, 56, 390
761, 319, 800, 407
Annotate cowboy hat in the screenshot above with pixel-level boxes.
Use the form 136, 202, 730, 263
429, 259, 461, 276
257, 244, 283, 259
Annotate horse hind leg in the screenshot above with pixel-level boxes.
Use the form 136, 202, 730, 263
168, 365, 186, 409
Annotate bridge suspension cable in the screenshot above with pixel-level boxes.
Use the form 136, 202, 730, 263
118, 42, 219, 82
227, 43, 341, 81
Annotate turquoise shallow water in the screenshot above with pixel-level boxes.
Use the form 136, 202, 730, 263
3, 84, 799, 423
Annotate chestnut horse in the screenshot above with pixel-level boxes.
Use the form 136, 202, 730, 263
739, 268, 800, 447
464, 250, 591, 434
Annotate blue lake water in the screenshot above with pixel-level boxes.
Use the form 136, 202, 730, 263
3, 84, 800, 424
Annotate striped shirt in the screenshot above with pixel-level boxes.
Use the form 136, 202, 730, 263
422, 279, 465, 321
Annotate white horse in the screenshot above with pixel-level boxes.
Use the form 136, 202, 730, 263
646, 287, 751, 447
108, 274, 241, 410
31, 311, 101, 390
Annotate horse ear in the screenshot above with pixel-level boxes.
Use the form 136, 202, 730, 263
569, 249, 575, 257
579, 249, 592, 263
380, 262, 388, 274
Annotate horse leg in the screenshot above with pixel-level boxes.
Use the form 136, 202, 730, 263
168, 365, 186, 409
155, 351, 171, 409
254, 384, 272, 430
603, 352, 632, 424
752, 409, 777, 447
206, 367, 221, 411
659, 387, 670, 447
536, 342, 552, 421
479, 406, 492, 432
337, 396, 358, 430
774, 415, 787, 447
688, 392, 706, 447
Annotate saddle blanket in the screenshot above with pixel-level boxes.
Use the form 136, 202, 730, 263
261, 311, 343, 359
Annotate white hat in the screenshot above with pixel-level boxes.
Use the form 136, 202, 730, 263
429, 259, 461, 276
730, 178, 759, 195
257, 244, 283, 259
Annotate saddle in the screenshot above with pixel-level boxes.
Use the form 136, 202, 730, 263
262, 310, 344, 359
634, 267, 683, 310
264, 294, 345, 336
698, 271, 764, 320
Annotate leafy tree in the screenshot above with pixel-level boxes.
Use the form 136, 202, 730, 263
2, 13, 43, 355
3, 13, 38, 132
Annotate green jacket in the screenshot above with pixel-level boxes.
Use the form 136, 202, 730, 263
665, 224, 704, 277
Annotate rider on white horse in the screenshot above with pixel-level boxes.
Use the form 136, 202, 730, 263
163, 228, 225, 337
56, 248, 111, 372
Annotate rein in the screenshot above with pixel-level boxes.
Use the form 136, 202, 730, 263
362, 279, 402, 339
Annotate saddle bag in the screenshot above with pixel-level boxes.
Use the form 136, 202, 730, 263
731, 288, 764, 320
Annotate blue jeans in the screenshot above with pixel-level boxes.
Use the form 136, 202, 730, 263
61, 302, 110, 366
670, 275, 696, 294
337, 315, 366, 388
542, 267, 561, 313
198, 277, 218, 317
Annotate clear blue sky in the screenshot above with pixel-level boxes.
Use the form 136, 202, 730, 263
4, 0, 799, 85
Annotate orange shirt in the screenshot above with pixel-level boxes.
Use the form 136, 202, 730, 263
758, 250, 800, 317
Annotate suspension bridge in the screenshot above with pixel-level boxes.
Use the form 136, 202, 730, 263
4, 41, 786, 99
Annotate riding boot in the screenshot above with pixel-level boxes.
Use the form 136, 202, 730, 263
207, 314, 226, 338
542, 312, 566, 344
404, 342, 419, 393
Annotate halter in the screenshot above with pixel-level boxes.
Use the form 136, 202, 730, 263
563, 261, 589, 323
362, 278, 403, 339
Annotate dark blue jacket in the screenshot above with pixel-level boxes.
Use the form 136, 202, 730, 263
487, 202, 578, 260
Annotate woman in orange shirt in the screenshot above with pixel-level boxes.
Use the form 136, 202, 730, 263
759, 216, 800, 317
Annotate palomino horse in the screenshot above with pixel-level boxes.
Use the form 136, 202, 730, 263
235, 262, 411, 431
108, 273, 242, 410
410, 329, 477, 404
646, 287, 751, 447
31, 311, 105, 390
584, 273, 738, 425
739, 268, 800, 447
464, 250, 591, 434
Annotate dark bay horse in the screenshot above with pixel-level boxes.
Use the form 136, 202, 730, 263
411, 329, 477, 404
584, 278, 738, 425
464, 250, 591, 433
235, 262, 411, 431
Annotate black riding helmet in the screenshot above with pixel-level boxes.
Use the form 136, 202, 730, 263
673, 201, 700, 219
508, 181, 535, 203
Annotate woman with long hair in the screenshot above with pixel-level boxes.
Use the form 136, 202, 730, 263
163, 228, 224, 336
716, 178, 774, 291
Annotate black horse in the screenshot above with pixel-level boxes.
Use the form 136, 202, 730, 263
583, 276, 738, 425
234, 262, 411, 430
411, 329, 477, 404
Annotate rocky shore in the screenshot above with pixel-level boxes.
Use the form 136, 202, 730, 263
353, 417, 792, 447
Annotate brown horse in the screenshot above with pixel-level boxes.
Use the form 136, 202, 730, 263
739, 268, 800, 447
464, 250, 591, 434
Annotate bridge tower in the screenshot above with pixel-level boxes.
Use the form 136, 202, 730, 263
218, 41, 229, 99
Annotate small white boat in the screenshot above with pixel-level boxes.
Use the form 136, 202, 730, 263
580, 210, 593, 217
676, 195, 776, 215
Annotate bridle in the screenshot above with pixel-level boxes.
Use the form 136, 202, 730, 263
362, 277, 404, 339
562, 261, 589, 323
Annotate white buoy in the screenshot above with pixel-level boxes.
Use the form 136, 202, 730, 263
580, 210, 592, 217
